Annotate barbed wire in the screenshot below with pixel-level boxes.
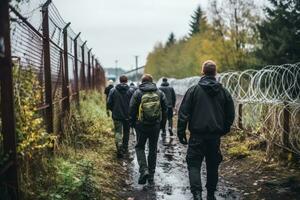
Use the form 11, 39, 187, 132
160, 63, 300, 154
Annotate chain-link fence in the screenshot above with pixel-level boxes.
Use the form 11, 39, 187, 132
0, 0, 106, 199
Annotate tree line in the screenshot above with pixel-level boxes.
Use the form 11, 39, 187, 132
145, 0, 300, 79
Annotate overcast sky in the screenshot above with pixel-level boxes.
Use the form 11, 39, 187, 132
54, 0, 207, 71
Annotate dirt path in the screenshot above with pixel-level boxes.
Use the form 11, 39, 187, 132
121, 132, 240, 200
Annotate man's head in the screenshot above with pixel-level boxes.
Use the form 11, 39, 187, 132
162, 77, 168, 82
202, 60, 217, 76
141, 74, 153, 83
108, 80, 114, 85
119, 75, 128, 83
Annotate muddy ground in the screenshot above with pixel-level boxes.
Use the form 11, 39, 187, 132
117, 130, 300, 200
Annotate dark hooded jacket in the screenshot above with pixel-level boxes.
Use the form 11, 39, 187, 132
104, 84, 114, 100
107, 83, 134, 120
129, 82, 168, 126
159, 81, 176, 108
177, 76, 235, 139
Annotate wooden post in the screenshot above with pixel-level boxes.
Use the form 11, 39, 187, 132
42, 0, 53, 133
0, 1, 20, 199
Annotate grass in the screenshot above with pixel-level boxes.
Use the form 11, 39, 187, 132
18, 91, 126, 200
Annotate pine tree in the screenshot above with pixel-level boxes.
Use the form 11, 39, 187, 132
189, 6, 207, 36
166, 32, 176, 47
258, 0, 300, 64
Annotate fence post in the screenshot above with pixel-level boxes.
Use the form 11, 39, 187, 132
92, 55, 95, 89
62, 22, 71, 113
42, 0, 53, 133
73, 32, 81, 105
0, 1, 20, 199
80, 41, 87, 90
238, 103, 243, 129
283, 101, 290, 147
88, 48, 92, 89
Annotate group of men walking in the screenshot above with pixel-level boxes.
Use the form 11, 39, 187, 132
104, 60, 235, 200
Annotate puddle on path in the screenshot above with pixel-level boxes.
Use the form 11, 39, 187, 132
122, 131, 240, 200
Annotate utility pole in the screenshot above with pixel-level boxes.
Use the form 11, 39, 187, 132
135, 55, 139, 83
115, 59, 118, 82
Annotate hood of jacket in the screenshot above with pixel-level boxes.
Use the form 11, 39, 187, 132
139, 82, 158, 92
161, 81, 169, 87
198, 76, 222, 96
116, 83, 129, 93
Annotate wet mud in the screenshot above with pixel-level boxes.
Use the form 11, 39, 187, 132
121, 131, 240, 200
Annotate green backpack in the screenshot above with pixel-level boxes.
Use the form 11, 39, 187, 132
138, 91, 161, 124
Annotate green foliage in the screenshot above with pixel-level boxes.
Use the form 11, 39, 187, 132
189, 6, 207, 36
12, 64, 56, 157
257, 0, 300, 64
19, 92, 123, 200
166, 32, 176, 47
145, 2, 261, 79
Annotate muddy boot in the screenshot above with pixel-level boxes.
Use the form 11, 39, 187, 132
138, 170, 149, 185
192, 191, 202, 200
148, 174, 154, 185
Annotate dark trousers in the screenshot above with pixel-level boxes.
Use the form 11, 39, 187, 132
161, 107, 173, 132
135, 123, 160, 175
113, 120, 130, 151
186, 137, 223, 194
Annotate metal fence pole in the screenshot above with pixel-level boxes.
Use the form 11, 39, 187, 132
73, 32, 81, 105
42, 0, 53, 133
80, 41, 87, 90
88, 48, 92, 89
283, 101, 290, 147
62, 23, 71, 113
238, 103, 243, 129
0, 1, 20, 199
92, 55, 95, 89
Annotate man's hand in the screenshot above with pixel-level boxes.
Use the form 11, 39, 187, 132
178, 132, 188, 145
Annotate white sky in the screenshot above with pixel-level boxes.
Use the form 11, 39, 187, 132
54, 0, 207, 71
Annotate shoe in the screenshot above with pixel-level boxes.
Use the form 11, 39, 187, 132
138, 171, 149, 184
192, 191, 202, 200
148, 174, 154, 185
168, 128, 173, 136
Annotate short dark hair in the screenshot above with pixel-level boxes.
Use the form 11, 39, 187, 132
119, 75, 128, 83
141, 74, 153, 83
162, 77, 168, 82
202, 60, 217, 76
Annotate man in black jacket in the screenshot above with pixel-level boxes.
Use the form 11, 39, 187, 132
107, 75, 134, 158
104, 80, 114, 117
129, 74, 167, 185
177, 60, 235, 200
159, 78, 176, 136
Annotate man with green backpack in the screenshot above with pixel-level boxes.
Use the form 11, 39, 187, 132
129, 74, 167, 185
